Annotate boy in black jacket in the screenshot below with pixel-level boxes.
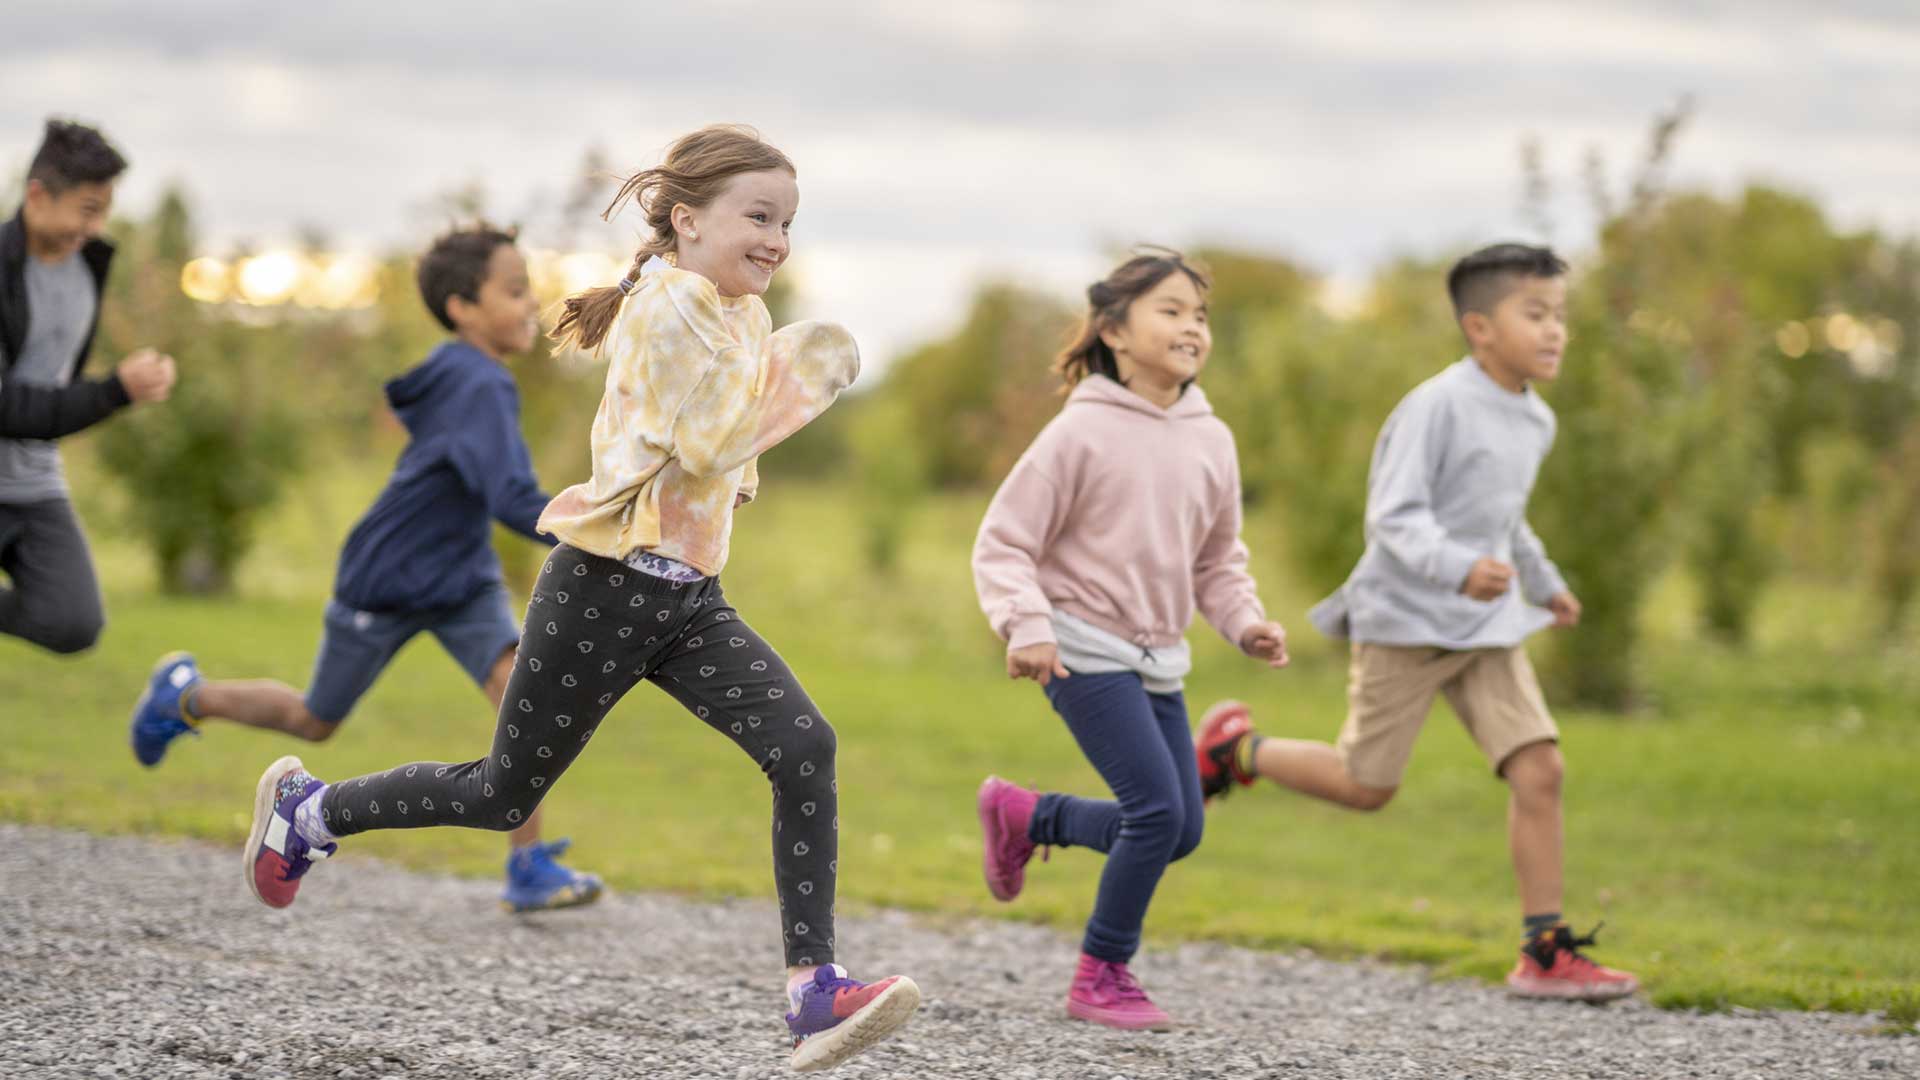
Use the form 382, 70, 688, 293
0, 119, 175, 655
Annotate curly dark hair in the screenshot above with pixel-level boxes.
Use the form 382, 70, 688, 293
416, 222, 519, 331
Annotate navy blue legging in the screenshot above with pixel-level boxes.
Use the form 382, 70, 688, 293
1029, 671, 1204, 963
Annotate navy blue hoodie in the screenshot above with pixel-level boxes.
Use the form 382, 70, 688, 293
333, 341, 550, 613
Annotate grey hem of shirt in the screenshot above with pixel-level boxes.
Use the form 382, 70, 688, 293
1050, 609, 1190, 694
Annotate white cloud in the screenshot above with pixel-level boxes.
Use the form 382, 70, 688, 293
2, 0, 1915, 378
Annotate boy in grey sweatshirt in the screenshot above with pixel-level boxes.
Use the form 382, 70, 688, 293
1196, 243, 1638, 1002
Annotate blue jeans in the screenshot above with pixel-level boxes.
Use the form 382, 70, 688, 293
1031, 671, 1204, 963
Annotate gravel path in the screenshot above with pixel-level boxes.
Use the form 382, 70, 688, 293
1, 824, 1911, 1080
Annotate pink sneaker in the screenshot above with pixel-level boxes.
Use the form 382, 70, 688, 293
1066, 953, 1173, 1030
976, 776, 1042, 902
1506, 923, 1639, 1002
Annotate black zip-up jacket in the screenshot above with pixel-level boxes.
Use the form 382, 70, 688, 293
0, 208, 130, 439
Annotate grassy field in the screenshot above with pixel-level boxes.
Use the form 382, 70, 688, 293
2, 452, 1916, 1021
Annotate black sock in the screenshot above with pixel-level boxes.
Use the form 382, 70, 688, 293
1523, 912, 1562, 943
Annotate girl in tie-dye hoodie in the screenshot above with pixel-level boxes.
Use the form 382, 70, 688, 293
237, 126, 920, 1073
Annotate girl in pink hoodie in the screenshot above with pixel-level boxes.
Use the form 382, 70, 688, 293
971, 250, 1289, 1029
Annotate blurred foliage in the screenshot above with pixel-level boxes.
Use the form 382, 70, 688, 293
67, 111, 1920, 705
844, 105, 1920, 708
93, 190, 306, 594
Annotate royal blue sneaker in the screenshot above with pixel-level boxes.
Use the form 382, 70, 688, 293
245, 755, 335, 909
786, 964, 922, 1072
130, 652, 201, 767
501, 838, 605, 913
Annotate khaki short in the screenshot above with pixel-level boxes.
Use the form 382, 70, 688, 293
1337, 642, 1558, 789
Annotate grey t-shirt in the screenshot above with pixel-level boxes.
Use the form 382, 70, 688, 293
1309, 358, 1569, 650
0, 252, 96, 502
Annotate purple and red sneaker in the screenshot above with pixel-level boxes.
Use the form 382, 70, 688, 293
786, 964, 921, 1072
977, 775, 1044, 902
244, 755, 335, 909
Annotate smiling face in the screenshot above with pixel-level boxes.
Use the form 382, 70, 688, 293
446, 244, 540, 359
1464, 274, 1568, 390
22, 178, 114, 261
671, 169, 798, 298
1099, 270, 1212, 407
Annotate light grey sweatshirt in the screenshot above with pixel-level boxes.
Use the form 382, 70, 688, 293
1309, 358, 1568, 649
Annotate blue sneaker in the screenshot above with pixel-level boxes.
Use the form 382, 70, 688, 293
501, 838, 605, 913
130, 652, 201, 767
787, 965, 922, 1072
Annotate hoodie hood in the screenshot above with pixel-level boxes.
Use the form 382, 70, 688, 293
385, 340, 489, 434
1065, 373, 1215, 420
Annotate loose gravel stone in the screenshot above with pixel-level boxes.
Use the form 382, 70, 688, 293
1, 823, 1912, 1079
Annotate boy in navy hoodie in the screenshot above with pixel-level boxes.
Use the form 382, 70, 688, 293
129, 223, 602, 913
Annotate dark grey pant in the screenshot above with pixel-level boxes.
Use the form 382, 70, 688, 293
0, 498, 105, 655
319, 544, 840, 966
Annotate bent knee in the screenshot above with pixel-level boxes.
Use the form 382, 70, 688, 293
35, 617, 103, 655
475, 789, 542, 831
298, 716, 343, 742
777, 719, 837, 774
1348, 783, 1398, 812
481, 808, 537, 832
1169, 818, 1204, 862
1504, 743, 1565, 798
1121, 802, 1189, 853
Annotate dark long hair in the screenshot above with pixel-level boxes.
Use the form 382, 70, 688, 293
1055, 248, 1211, 388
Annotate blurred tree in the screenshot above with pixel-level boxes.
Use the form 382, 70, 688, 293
94, 189, 306, 594
1225, 256, 1452, 593
1526, 103, 1697, 706
884, 284, 1074, 490
1186, 247, 1320, 507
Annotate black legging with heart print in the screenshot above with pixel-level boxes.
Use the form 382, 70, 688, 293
318, 543, 840, 966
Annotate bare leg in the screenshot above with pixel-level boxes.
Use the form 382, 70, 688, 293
481, 647, 543, 852
1251, 737, 1397, 811
1503, 741, 1565, 916
189, 680, 337, 742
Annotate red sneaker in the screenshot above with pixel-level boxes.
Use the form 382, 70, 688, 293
1195, 700, 1258, 802
1506, 923, 1639, 1001
1066, 953, 1173, 1030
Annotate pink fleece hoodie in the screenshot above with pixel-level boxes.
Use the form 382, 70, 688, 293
971, 374, 1266, 654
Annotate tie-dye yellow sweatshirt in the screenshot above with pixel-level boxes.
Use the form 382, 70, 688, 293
537, 265, 859, 576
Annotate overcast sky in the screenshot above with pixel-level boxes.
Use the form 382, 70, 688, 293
4, 1, 1916, 370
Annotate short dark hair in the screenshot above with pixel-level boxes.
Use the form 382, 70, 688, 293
1446, 243, 1567, 318
417, 222, 519, 331
27, 119, 128, 195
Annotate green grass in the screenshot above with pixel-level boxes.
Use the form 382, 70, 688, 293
3, 454, 1917, 1021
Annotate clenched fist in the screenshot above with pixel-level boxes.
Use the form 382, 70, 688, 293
116, 348, 177, 404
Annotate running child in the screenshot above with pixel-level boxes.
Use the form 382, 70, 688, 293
972, 250, 1288, 1030
233, 126, 918, 1072
1195, 242, 1639, 1001
2, 118, 176, 655
129, 223, 603, 913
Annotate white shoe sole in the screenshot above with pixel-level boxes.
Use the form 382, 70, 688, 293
244, 755, 305, 907
789, 975, 921, 1072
